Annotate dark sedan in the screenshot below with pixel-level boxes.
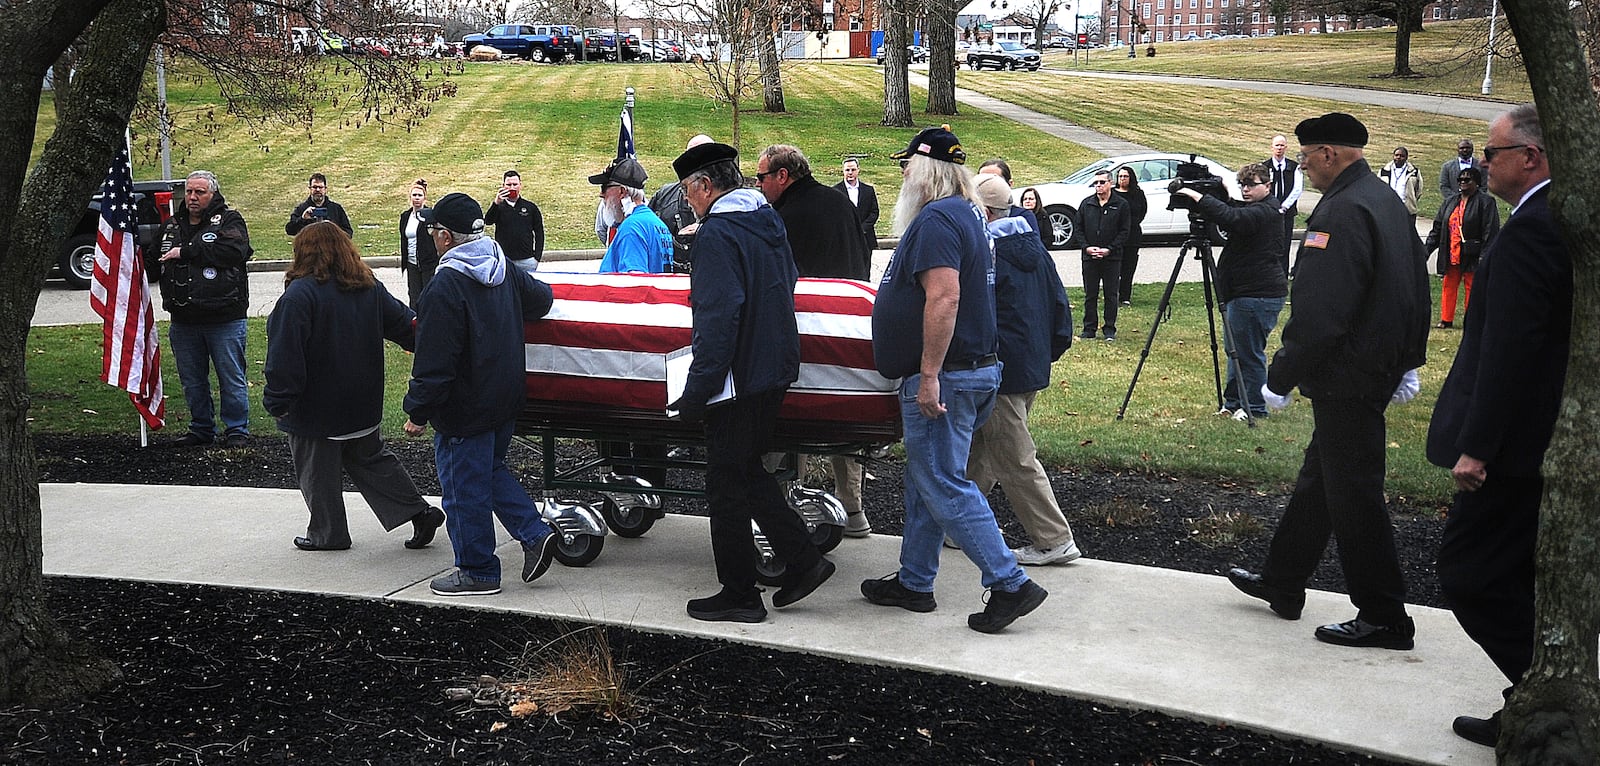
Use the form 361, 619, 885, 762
966, 41, 1042, 71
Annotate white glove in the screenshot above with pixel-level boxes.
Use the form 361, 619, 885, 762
1261, 383, 1291, 412
1391, 368, 1421, 405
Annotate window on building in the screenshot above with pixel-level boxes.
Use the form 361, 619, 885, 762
1158, 0, 1166, 9
1432, 6, 1441, 18
849, 16, 862, 31
1144, 3, 1153, 16
1156, 13, 1164, 25
203, 0, 228, 32
1156, 30, 1166, 41
1251, 11, 1259, 23
1204, 13, 1212, 22
1188, 13, 1196, 23
251, 2, 279, 36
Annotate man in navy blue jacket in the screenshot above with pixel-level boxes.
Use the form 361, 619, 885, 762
667, 142, 832, 624
1428, 104, 1571, 749
403, 192, 558, 597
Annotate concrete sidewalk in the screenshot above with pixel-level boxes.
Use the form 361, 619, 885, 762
43, 482, 1501, 765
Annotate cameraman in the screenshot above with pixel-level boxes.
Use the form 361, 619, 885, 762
1174, 163, 1287, 420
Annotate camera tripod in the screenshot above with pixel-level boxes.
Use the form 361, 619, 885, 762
1115, 233, 1256, 427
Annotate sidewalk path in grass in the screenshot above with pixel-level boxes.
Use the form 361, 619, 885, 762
45, 482, 1502, 766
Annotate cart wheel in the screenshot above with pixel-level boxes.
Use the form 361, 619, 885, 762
811, 523, 844, 554
554, 534, 605, 567
754, 544, 787, 586
600, 496, 658, 538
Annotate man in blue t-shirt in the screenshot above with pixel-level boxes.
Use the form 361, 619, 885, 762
863, 126, 1048, 635
592, 157, 673, 274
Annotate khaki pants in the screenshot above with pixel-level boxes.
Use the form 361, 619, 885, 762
967, 390, 1074, 549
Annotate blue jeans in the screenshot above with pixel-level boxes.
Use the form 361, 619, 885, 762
1221, 296, 1284, 415
433, 421, 552, 582
168, 319, 250, 438
897, 365, 1028, 594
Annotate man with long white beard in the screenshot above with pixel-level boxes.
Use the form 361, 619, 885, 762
591, 157, 673, 274
862, 126, 1048, 634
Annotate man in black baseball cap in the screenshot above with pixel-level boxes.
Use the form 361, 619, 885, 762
404, 192, 561, 598
890, 125, 968, 165
1227, 113, 1430, 651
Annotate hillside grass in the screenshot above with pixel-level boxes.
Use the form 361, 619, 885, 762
1050, 21, 1530, 103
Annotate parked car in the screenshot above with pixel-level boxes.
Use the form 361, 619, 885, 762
875, 44, 929, 64
57, 179, 184, 289
680, 41, 713, 63
579, 28, 641, 61
350, 37, 393, 57
966, 42, 1042, 71
462, 23, 578, 62
641, 40, 684, 62
1020, 153, 1242, 250
385, 22, 449, 57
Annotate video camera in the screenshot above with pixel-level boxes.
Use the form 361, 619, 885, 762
1164, 155, 1229, 243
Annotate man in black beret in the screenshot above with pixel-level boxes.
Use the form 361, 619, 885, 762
667, 143, 834, 623
1226, 113, 1430, 651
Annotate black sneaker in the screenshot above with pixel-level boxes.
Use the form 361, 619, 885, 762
968, 580, 1048, 633
1314, 616, 1415, 650
222, 432, 250, 449
687, 588, 767, 623
773, 557, 834, 608
521, 533, 557, 583
860, 573, 936, 613
173, 432, 212, 448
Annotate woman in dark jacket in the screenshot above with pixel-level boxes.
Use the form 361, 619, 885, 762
1113, 165, 1149, 306
264, 221, 442, 552
1424, 166, 1500, 329
398, 178, 439, 307
1019, 186, 1054, 250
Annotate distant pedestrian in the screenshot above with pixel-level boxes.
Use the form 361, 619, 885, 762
265, 221, 443, 553
403, 192, 559, 597
398, 178, 439, 307
1264, 134, 1303, 276
1378, 146, 1422, 229
286, 172, 353, 237
1423, 166, 1499, 329
1077, 170, 1131, 341
1438, 138, 1477, 201
1112, 164, 1148, 306
1018, 187, 1054, 249
834, 156, 881, 256
485, 170, 544, 273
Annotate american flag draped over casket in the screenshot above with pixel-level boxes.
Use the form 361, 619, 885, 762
524, 272, 900, 427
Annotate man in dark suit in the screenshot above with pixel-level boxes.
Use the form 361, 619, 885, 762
1428, 104, 1571, 749
1264, 134, 1302, 276
833, 157, 880, 256
1438, 138, 1477, 201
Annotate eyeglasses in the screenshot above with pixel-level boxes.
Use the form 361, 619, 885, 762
1483, 144, 1539, 162
754, 170, 777, 181
1458, 176, 1475, 183
1240, 181, 1266, 188
1090, 180, 1109, 186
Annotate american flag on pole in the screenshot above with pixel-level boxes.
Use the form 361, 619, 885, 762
598, 106, 638, 244
88, 147, 165, 429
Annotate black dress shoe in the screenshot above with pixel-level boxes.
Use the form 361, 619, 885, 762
404, 507, 446, 549
1314, 617, 1415, 650
293, 536, 350, 551
773, 557, 835, 608
1452, 711, 1500, 747
1226, 567, 1303, 620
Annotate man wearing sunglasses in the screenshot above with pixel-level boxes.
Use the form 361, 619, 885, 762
1429, 104, 1570, 749
1076, 170, 1131, 341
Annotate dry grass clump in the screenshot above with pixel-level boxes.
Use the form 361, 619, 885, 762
446, 625, 635, 722
1185, 505, 1268, 547
1089, 497, 1157, 527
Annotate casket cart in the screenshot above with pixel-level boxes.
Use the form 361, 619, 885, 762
516, 273, 901, 579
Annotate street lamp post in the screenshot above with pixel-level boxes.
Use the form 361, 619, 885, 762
1481, 0, 1498, 95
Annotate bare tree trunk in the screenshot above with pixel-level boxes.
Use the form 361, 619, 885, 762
881, 0, 912, 127
757, 12, 784, 113
1391, 5, 1421, 76
924, 0, 959, 115
1496, 0, 1600, 761
0, 0, 164, 704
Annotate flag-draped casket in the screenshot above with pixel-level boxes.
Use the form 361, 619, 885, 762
524, 273, 899, 433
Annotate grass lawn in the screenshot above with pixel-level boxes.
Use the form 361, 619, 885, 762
1050, 21, 1530, 103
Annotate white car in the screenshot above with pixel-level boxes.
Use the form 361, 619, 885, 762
1019, 153, 1242, 250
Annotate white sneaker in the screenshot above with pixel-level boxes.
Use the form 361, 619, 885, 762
1215, 407, 1235, 417
1231, 408, 1249, 422
1012, 540, 1083, 566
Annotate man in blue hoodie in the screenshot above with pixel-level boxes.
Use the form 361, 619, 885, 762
403, 193, 558, 597
666, 142, 834, 623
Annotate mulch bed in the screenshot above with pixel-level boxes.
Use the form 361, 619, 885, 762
2, 433, 1446, 764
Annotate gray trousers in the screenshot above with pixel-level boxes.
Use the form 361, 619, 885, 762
288, 430, 431, 548
967, 390, 1075, 549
